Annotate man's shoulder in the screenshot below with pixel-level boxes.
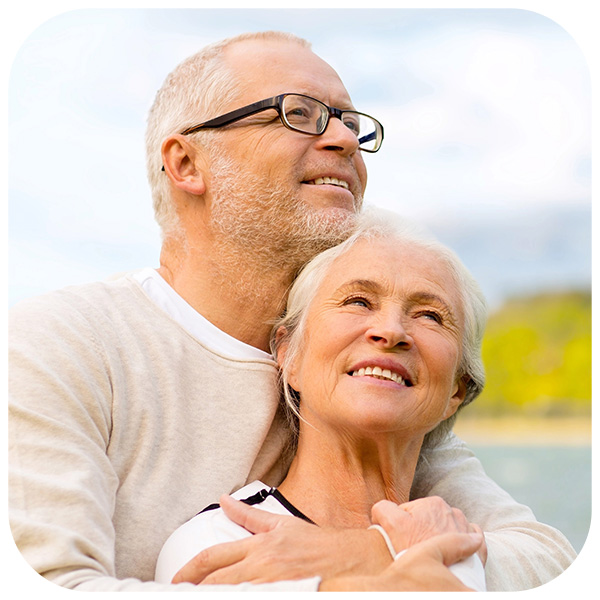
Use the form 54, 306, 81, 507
11, 273, 142, 316
9, 273, 154, 338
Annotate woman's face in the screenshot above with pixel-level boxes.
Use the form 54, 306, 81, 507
283, 238, 467, 440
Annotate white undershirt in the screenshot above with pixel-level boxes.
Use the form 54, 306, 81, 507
132, 268, 272, 362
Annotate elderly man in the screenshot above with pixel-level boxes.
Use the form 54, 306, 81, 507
9, 31, 574, 592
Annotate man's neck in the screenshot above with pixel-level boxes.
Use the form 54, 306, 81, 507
158, 243, 295, 353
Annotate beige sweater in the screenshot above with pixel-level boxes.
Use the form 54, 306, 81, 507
9, 275, 576, 591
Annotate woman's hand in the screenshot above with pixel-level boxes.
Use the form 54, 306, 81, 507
371, 496, 488, 564
320, 531, 485, 591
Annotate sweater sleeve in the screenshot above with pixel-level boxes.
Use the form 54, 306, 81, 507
8, 293, 319, 593
412, 432, 577, 591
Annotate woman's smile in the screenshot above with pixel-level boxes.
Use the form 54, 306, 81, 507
347, 358, 414, 387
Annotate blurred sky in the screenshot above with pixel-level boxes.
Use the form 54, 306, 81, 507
7, 5, 591, 311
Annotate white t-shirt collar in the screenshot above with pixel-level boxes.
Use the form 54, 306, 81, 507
133, 268, 273, 362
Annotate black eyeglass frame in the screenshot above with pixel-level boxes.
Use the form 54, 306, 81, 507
179, 93, 384, 153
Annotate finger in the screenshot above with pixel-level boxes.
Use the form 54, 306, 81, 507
201, 561, 252, 586
469, 522, 482, 535
398, 496, 451, 520
450, 507, 470, 531
219, 494, 289, 534
172, 537, 252, 584
371, 499, 408, 526
468, 523, 488, 565
420, 531, 484, 567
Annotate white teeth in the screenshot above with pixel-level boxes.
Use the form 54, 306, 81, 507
311, 177, 349, 189
350, 366, 406, 386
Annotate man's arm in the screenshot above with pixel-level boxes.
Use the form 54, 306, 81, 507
9, 294, 319, 593
411, 431, 577, 591
171, 434, 575, 590
171, 492, 478, 585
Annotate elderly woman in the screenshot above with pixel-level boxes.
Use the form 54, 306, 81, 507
155, 209, 488, 590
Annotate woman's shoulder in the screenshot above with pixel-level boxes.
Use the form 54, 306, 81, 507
154, 481, 272, 584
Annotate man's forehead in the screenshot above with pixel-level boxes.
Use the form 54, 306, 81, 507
223, 37, 314, 63
222, 38, 350, 104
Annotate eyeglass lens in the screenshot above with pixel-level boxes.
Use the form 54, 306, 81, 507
281, 95, 379, 152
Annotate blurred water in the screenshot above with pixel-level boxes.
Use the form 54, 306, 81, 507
471, 445, 591, 553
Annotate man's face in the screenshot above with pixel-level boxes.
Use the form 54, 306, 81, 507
203, 39, 369, 263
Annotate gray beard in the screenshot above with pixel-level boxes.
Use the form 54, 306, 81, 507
207, 148, 361, 274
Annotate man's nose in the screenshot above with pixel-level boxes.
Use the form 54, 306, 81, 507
314, 115, 360, 156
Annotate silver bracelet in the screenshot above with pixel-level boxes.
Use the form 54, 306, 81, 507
368, 524, 397, 559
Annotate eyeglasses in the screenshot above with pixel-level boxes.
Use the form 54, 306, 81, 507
180, 93, 384, 153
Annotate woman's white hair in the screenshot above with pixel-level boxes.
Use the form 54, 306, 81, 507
145, 31, 311, 240
271, 206, 488, 451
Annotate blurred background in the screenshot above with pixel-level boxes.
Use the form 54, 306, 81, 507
8, 7, 591, 559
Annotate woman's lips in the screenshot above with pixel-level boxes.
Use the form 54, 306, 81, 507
348, 360, 414, 387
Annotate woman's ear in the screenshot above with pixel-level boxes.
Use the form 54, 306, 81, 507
275, 326, 301, 392
443, 375, 469, 420
161, 135, 207, 196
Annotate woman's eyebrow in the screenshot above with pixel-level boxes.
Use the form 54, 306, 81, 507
335, 279, 383, 295
412, 291, 458, 320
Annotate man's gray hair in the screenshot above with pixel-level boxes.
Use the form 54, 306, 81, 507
145, 31, 311, 240
271, 207, 488, 451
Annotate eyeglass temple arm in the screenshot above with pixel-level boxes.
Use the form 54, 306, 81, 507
180, 96, 282, 135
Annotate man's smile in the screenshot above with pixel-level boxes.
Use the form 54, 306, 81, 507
304, 177, 350, 190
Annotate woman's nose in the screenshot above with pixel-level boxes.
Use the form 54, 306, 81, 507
366, 315, 413, 349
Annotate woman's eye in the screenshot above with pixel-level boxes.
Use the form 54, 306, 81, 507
419, 311, 443, 324
343, 296, 370, 308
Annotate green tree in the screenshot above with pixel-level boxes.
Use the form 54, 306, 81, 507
469, 290, 591, 417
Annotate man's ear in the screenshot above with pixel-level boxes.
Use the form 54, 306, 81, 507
161, 135, 207, 196
275, 326, 301, 392
443, 375, 469, 420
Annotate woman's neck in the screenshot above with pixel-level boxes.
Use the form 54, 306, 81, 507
276, 432, 423, 529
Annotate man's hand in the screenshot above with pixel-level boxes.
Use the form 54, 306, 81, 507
371, 496, 488, 564
172, 494, 392, 585
319, 531, 485, 591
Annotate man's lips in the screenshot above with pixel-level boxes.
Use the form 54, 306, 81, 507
303, 176, 350, 190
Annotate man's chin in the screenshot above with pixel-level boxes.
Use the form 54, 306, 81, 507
316, 203, 360, 224
300, 184, 362, 213
297, 205, 358, 249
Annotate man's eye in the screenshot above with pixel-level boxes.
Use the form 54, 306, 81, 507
343, 117, 360, 134
286, 105, 315, 123
287, 108, 309, 117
